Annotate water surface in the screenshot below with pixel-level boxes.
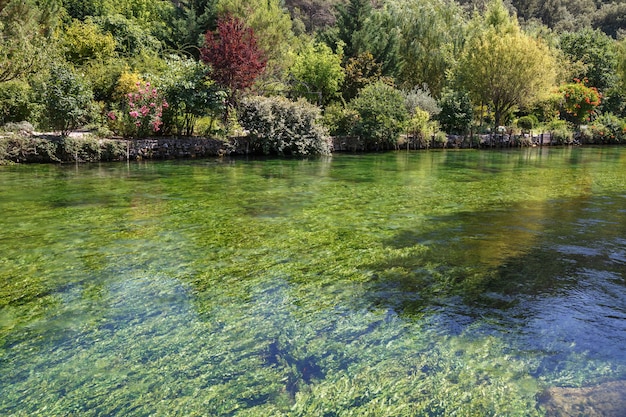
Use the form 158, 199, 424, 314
1, 147, 625, 416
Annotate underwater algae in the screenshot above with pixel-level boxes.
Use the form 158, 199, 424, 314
1, 148, 626, 416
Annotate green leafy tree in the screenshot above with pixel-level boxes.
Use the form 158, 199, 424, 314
455, 0, 557, 127
343, 52, 391, 101
289, 41, 345, 105
592, 3, 626, 39
0, 0, 58, 83
536, 0, 595, 32
42, 65, 94, 136
101, 0, 172, 28
390, 0, 466, 96
284, 0, 336, 34
319, 0, 371, 60
559, 28, 619, 93
356, 6, 401, 78
93, 14, 162, 57
62, 18, 116, 65
0, 80, 34, 125
61, 0, 103, 20
160, 0, 217, 58
437, 89, 474, 134
348, 81, 408, 150
155, 57, 226, 136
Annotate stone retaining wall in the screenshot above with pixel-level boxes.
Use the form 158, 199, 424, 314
129, 137, 231, 160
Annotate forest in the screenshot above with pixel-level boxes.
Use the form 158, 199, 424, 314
1, 0, 626, 155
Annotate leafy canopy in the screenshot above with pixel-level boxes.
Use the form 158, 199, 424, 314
200, 15, 267, 95
289, 41, 345, 105
455, 0, 557, 126
348, 81, 408, 149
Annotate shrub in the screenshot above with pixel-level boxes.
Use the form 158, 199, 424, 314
238, 96, 332, 156
0, 135, 60, 163
348, 82, 408, 150
588, 113, 626, 144
321, 103, 359, 137
558, 80, 602, 125
437, 89, 473, 135
1, 121, 34, 135
546, 119, 575, 144
122, 81, 168, 137
0, 81, 33, 125
405, 107, 440, 148
402, 86, 441, 117
42, 65, 94, 136
516, 115, 538, 133
58, 136, 101, 162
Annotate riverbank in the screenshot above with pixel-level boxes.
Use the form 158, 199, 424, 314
0, 130, 566, 164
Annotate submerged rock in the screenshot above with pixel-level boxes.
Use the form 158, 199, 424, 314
539, 380, 626, 417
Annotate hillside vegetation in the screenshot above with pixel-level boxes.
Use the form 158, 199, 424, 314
2, 0, 626, 155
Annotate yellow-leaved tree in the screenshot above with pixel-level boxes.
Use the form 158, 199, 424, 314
454, 0, 557, 127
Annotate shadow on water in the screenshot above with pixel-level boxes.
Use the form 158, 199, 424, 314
364, 191, 626, 376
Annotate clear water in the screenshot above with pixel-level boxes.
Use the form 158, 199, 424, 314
1, 147, 625, 416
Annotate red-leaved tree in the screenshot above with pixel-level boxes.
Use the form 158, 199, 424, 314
200, 15, 267, 99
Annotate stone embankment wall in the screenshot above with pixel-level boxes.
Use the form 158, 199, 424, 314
0, 135, 237, 163
1, 132, 560, 164
130, 138, 231, 159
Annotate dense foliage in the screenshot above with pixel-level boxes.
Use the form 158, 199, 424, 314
238, 95, 331, 156
1, 0, 626, 146
348, 81, 408, 150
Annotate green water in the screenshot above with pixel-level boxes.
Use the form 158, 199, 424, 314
1, 148, 625, 416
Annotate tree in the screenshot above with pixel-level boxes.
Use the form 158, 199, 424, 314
455, 0, 557, 127
217, 0, 295, 82
390, 0, 466, 96
200, 14, 267, 101
61, 0, 102, 20
0, 0, 57, 83
42, 65, 94, 136
0, 80, 34, 125
320, 0, 371, 60
592, 3, 626, 39
351, 5, 401, 78
93, 14, 162, 57
437, 89, 473, 134
559, 28, 619, 93
343, 52, 391, 101
283, 0, 336, 34
62, 18, 116, 65
160, 0, 217, 59
155, 56, 225, 136
348, 81, 408, 150
289, 41, 345, 105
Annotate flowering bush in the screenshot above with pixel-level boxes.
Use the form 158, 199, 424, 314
558, 79, 601, 125
120, 81, 168, 137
